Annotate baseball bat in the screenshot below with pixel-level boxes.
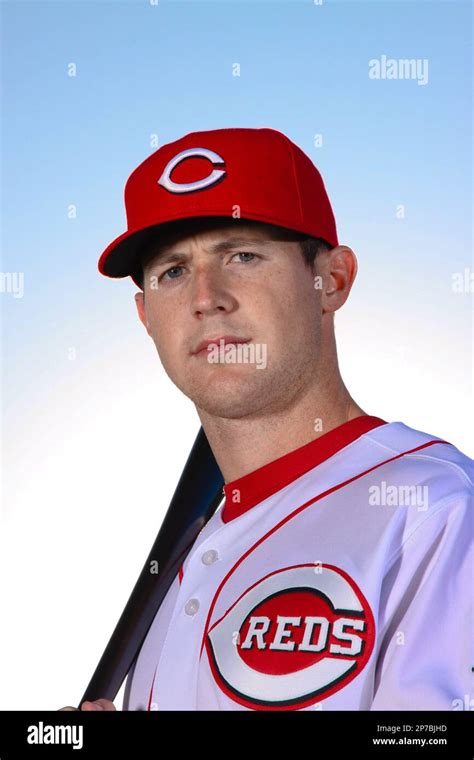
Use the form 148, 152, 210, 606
78, 426, 224, 708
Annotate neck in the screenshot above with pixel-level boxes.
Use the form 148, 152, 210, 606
197, 358, 366, 484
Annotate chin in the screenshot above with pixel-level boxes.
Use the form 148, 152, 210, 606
191, 383, 266, 419
195, 399, 262, 419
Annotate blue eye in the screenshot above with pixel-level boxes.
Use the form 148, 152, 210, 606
161, 265, 184, 281
231, 252, 257, 263
159, 252, 258, 282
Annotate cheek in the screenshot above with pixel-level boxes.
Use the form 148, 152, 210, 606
262, 274, 316, 323
266, 283, 321, 350
146, 308, 180, 362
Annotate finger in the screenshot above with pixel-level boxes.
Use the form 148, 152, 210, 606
81, 699, 116, 711
94, 699, 116, 711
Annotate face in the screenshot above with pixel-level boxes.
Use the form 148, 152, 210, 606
135, 220, 355, 421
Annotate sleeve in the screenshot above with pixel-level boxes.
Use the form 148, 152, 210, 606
370, 489, 473, 711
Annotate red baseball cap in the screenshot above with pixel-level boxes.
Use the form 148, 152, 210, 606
97, 127, 339, 289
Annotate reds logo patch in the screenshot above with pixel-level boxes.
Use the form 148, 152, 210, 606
205, 564, 375, 710
157, 147, 226, 194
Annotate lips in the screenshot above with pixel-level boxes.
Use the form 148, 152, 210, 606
192, 336, 250, 355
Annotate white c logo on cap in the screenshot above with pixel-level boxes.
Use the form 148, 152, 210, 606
157, 147, 226, 194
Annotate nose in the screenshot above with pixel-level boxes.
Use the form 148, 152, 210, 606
190, 263, 237, 318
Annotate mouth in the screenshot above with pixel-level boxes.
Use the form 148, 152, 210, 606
192, 336, 251, 356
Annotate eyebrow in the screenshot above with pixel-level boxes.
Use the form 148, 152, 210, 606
145, 237, 273, 268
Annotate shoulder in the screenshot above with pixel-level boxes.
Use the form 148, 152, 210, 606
361, 420, 472, 547
364, 419, 473, 493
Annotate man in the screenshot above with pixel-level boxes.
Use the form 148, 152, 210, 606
62, 127, 472, 711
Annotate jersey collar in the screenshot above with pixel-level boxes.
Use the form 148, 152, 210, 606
221, 415, 388, 523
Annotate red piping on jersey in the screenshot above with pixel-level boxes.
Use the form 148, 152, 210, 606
221, 415, 387, 523
199, 437, 449, 660
147, 667, 157, 711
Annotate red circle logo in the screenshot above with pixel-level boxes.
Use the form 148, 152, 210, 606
205, 564, 375, 710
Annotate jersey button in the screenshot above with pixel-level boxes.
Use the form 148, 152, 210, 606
201, 549, 219, 565
184, 598, 200, 616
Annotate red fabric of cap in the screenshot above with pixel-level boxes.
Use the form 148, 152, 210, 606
97, 127, 339, 288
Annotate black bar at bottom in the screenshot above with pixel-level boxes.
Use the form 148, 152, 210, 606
0, 709, 471, 758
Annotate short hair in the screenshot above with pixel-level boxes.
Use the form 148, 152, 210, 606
132, 218, 333, 291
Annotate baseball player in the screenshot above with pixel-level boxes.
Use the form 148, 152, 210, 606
63, 127, 473, 712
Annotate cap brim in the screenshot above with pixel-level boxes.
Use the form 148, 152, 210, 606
98, 212, 326, 289
98, 224, 167, 278
98, 214, 246, 288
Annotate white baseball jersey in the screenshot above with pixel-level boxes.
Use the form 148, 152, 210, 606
122, 415, 473, 711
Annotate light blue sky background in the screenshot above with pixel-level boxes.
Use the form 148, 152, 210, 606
1, 0, 472, 709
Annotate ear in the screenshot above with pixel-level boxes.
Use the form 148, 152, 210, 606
320, 245, 358, 315
134, 291, 151, 336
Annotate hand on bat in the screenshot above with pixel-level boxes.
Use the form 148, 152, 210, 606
58, 699, 117, 711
